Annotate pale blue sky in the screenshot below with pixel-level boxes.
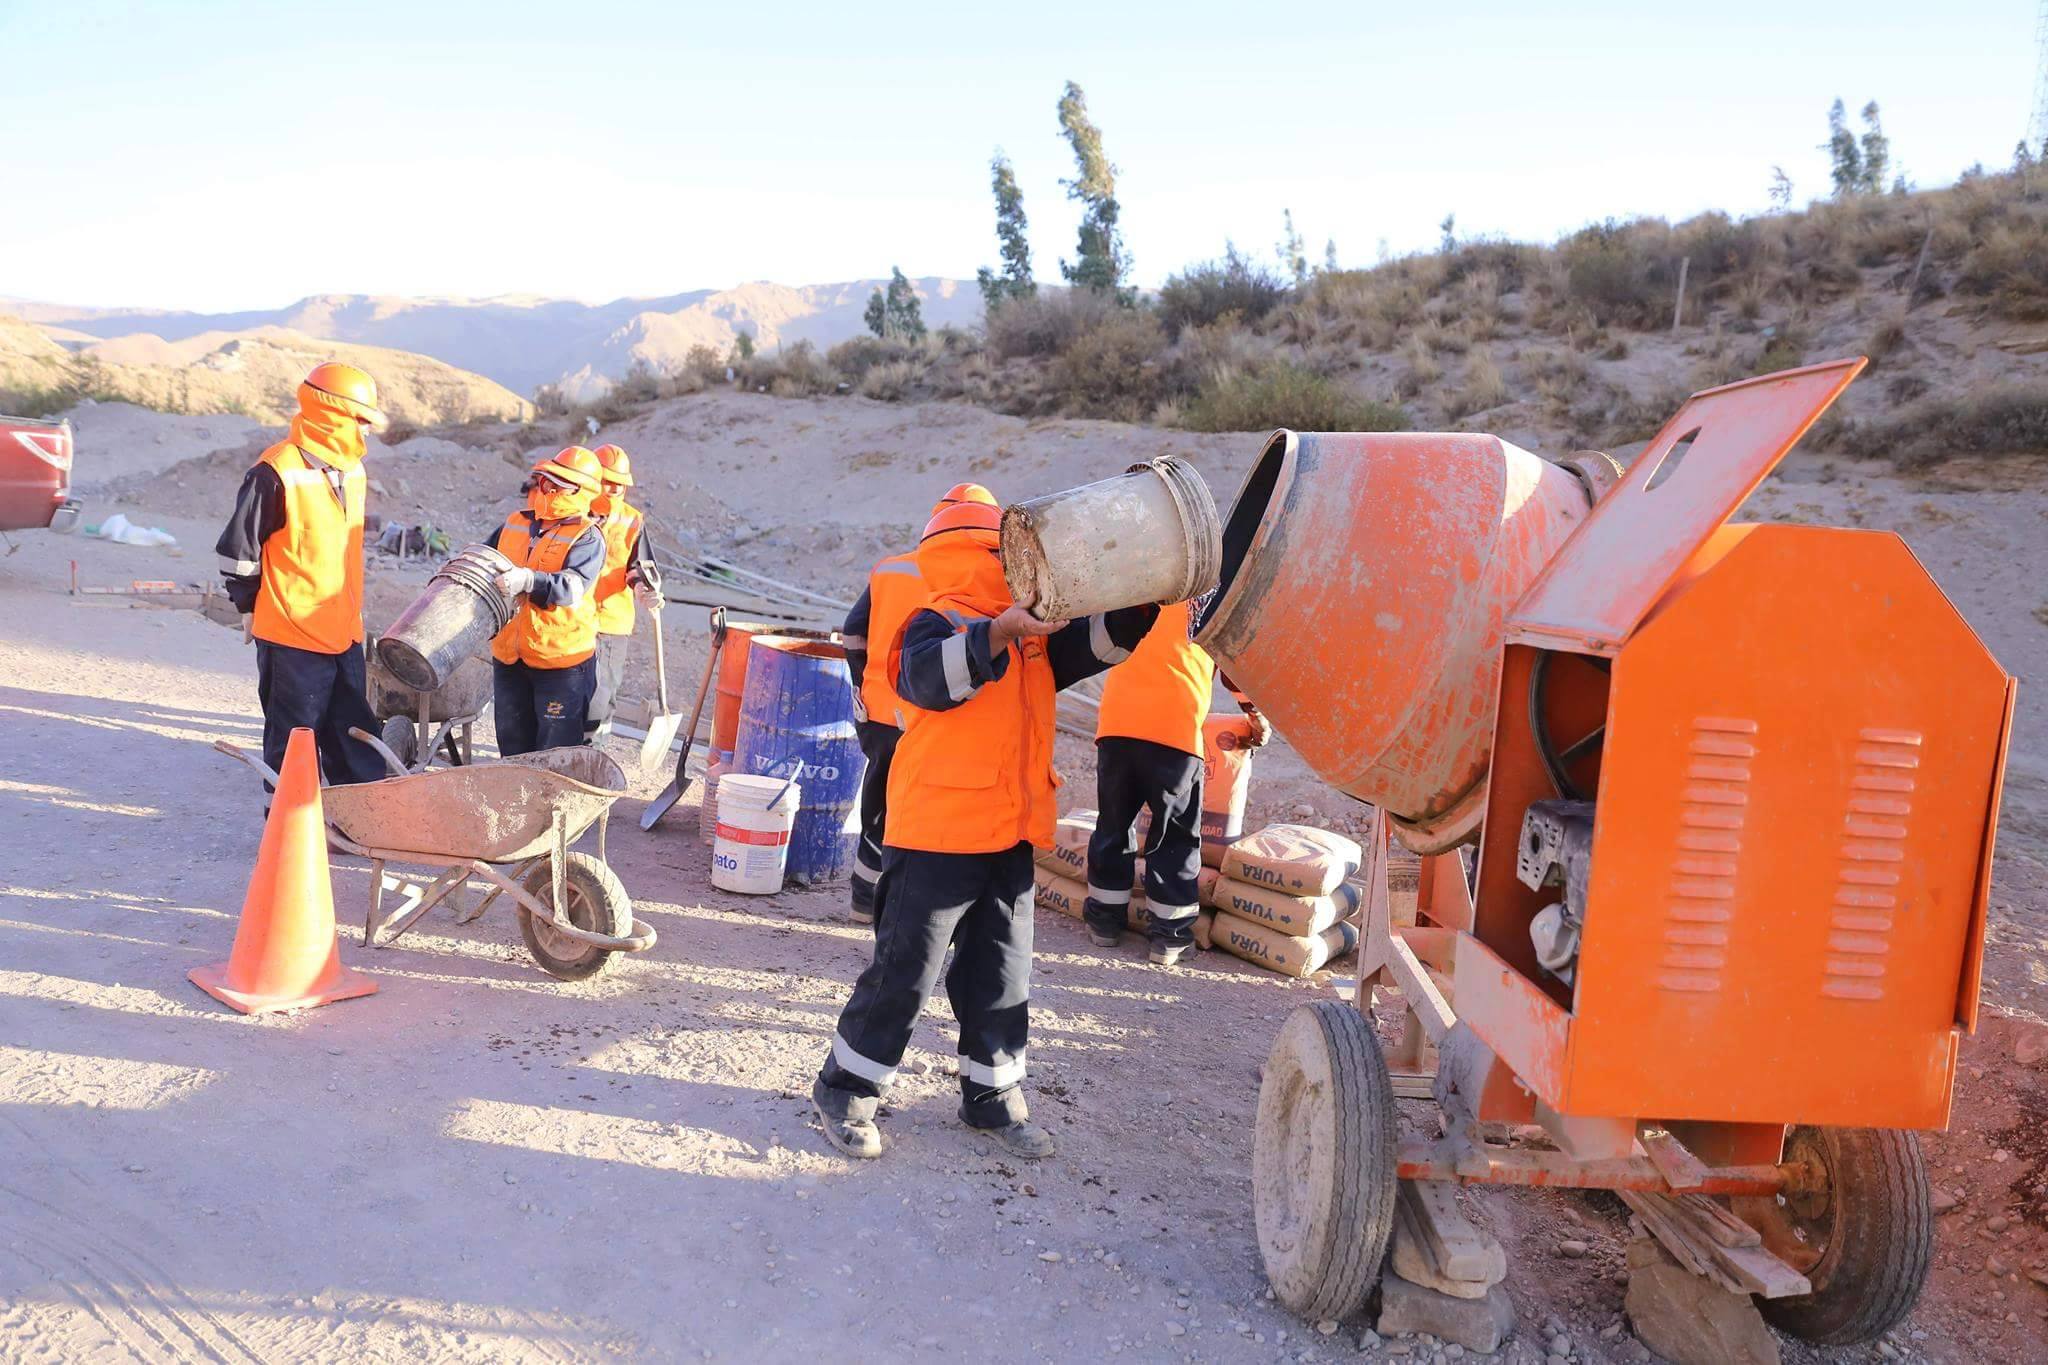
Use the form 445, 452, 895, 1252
2, 0, 2036, 312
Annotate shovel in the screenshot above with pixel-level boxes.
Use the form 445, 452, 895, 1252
640, 608, 726, 831
637, 594, 683, 773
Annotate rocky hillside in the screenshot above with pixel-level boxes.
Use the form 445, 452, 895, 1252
0, 318, 533, 427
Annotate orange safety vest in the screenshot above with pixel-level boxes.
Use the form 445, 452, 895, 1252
251, 441, 365, 654
1095, 600, 1214, 756
861, 550, 929, 729
490, 512, 599, 669
593, 500, 642, 637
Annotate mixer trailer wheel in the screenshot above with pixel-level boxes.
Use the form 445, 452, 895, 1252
379, 716, 420, 771
1253, 1001, 1399, 1322
518, 854, 631, 982
1735, 1125, 1933, 1345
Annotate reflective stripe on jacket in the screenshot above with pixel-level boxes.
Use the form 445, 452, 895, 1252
250, 441, 365, 654
1095, 600, 1214, 756
594, 501, 642, 636
491, 512, 601, 668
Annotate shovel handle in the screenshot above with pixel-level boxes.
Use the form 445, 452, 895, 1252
348, 726, 412, 779
649, 599, 671, 713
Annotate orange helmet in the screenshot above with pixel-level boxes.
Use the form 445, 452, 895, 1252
299, 361, 385, 427
592, 443, 634, 486
921, 499, 1003, 542
533, 445, 605, 494
930, 482, 996, 517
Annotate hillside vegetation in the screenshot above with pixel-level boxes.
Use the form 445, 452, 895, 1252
563, 161, 2048, 467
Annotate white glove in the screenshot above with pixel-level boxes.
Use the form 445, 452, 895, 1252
634, 582, 663, 610
495, 567, 536, 598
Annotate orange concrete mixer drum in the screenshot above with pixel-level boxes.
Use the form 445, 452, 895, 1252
1197, 431, 1606, 853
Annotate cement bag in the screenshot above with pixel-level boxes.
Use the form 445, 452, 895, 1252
1201, 716, 1255, 868
1194, 908, 1217, 950
1211, 916, 1360, 978
1034, 871, 1087, 920
1035, 809, 1098, 880
1220, 824, 1362, 898
1208, 876, 1364, 936
1197, 866, 1220, 906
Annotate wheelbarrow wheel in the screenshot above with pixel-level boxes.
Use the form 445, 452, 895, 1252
1253, 1001, 1398, 1323
379, 716, 419, 771
1740, 1125, 1932, 1345
518, 854, 631, 982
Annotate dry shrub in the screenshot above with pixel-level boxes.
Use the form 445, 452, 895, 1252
1183, 360, 1408, 434
1451, 351, 1510, 418
1848, 383, 2048, 468
1955, 217, 2048, 320
1155, 247, 1290, 339
857, 360, 920, 401
1046, 309, 1168, 419
984, 289, 1120, 360
1866, 310, 1907, 367
1395, 334, 1442, 399
734, 340, 836, 397
1522, 344, 1590, 413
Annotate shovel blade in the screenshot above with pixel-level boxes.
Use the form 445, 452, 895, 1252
638, 713, 684, 773
639, 776, 689, 830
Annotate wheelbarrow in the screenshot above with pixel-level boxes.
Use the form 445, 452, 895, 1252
364, 641, 492, 773
213, 735, 657, 981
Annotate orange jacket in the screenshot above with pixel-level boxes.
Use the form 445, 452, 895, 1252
860, 550, 928, 729
490, 512, 601, 668
1096, 600, 1214, 756
593, 499, 643, 637
249, 413, 367, 654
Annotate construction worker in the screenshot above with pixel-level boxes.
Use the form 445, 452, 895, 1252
216, 361, 387, 788
1085, 600, 1269, 965
485, 447, 608, 756
839, 481, 998, 927
812, 497, 1158, 1161
585, 443, 659, 739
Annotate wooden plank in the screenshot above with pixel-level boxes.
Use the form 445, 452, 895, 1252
1388, 932, 1458, 1044
1675, 1193, 1761, 1249
1622, 1191, 1808, 1299
1398, 1179, 1506, 1286
1390, 1073, 1436, 1100
1639, 1126, 1709, 1192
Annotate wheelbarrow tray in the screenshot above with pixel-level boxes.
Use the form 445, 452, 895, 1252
325, 746, 627, 863
365, 650, 492, 723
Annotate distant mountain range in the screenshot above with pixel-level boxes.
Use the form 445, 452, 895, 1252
7, 277, 984, 401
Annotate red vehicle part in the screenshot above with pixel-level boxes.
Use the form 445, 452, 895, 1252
0, 415, 79, 533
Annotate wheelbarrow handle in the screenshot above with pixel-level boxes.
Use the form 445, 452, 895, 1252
212, 738, 282, 789
348, 725, 412, 779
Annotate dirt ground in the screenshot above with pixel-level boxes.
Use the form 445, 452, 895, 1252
4, 389, 2047, 1363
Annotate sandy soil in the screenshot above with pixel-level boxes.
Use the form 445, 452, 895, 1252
5, 390, 2047, 1363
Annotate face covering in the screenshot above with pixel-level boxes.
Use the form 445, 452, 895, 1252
528, 484, 588, 522
290, 393, 368, 468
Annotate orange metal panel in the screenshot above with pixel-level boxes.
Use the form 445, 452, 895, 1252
1958, 676, 2019, 1034
1508, 358, 1864, 655
1567, 526, 2007, 1129
1454, 932, 1573, 1109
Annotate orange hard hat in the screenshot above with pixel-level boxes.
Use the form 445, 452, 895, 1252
921, 499, 1003, 542
533, 445, 605, 494
930, 482, 996, 517
592, 443, 634, 486
300, 361, 385, 427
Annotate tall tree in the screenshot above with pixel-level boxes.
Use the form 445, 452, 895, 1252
1323, 238, 1339, 273
1439, 213, 1457, 254
1857, 101, 1890, 194
1277, 209, 1308, 285
1824, 98, 1862, 198
1056, 81, 1131, 300
867, 267, 927, 341
976, 150, 1036, 311
1768, 165, 1793, 211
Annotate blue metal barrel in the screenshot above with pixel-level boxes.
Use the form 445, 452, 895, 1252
733, 635, 865, 884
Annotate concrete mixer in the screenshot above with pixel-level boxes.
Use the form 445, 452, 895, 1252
1223, 359, 2015, 1347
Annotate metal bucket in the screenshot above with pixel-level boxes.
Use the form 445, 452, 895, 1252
377, 543, 516, 692
734, 635, 864, 884
1001, 458, 1222, 619
1195, 430, 1592, 853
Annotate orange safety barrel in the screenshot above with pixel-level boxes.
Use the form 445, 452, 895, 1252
1201, 714, 1255, 867
1196, 430, 1593, 853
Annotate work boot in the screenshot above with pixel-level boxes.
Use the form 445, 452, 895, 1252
1149, 941, 1193, 967
848, 905, 874, 927
962, 1110, 1057, 1160
812, 1077, 882, 1159
1087, 928, 1120, 948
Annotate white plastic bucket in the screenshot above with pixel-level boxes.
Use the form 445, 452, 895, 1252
1000, 458, 1222, 619
711, 772, 801, 894
698, 752, 734, 846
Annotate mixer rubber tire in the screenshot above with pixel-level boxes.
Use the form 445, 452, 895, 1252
1742, 1125, 1932, 1345
1252, 1001, 1398, 1323
518, 854, 631, 982
379, 716, 419, 771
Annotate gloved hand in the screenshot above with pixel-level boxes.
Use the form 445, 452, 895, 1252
495, 566, 537, 598
240, 613, 255, 646
634, 581, 663, 611
1244, 710, 1273, 748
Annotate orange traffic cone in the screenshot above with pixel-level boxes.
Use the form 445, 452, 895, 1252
190, 727, 378, 1014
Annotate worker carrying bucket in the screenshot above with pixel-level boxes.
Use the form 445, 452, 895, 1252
811, 495, 1159, 1161
838, 481, 999, 928
584, 443, 661, 741
483, 448, 608, 756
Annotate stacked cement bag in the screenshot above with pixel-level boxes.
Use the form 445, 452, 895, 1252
1200, 824, 1364, 977
1034, 810, 1142, 928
